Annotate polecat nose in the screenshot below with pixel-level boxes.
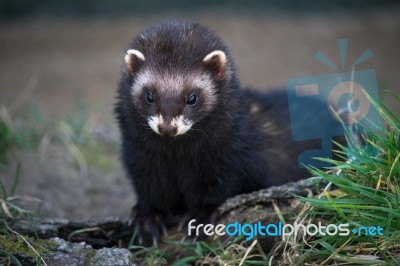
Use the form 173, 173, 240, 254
158, 123, 177, 137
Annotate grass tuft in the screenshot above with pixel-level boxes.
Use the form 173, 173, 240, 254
0, 165, 45, 265
273, 92, 400, 265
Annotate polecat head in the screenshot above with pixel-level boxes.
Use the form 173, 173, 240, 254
122, 22, 237, 137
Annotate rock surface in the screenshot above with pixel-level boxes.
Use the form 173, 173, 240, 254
7, 178, 323, 265
45, 237, 134, 266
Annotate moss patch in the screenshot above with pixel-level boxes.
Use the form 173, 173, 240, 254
0, 234, 57, 259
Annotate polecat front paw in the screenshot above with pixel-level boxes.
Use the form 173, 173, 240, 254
128, 205, 167, 247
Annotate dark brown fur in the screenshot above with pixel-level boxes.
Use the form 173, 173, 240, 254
115, 21, 341, 245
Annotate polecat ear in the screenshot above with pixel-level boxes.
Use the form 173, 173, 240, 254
203, 50, 227, 80
125, 49, 145, 76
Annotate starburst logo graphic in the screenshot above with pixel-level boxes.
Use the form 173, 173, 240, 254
315, 39, 373, 70
286, 39, 381, 168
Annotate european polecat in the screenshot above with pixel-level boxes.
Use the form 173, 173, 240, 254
115, 21, 332, 245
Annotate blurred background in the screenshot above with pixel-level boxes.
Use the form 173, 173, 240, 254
0, 0, 399, 220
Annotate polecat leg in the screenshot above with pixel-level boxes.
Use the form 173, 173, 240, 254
127, 205, 167, 247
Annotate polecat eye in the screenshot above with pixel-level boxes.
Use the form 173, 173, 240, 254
187, 94, 197, 105
146, 91, 155, 103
